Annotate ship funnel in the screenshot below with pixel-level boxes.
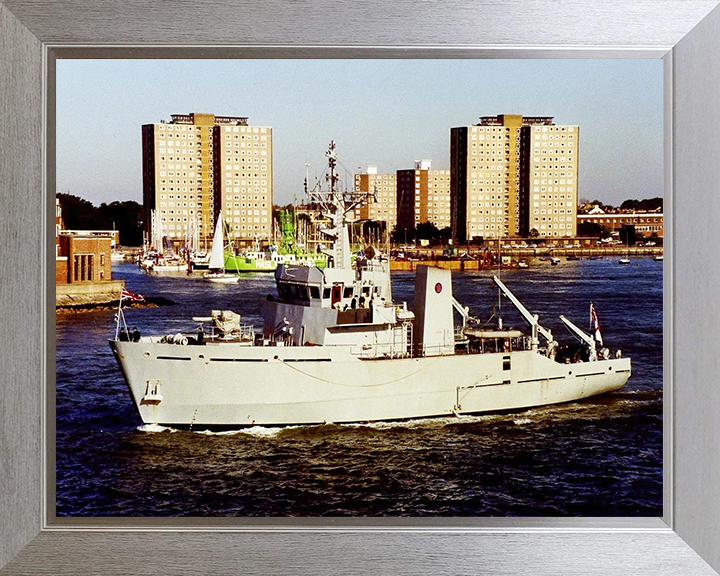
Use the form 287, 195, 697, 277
412, 266, 455, 357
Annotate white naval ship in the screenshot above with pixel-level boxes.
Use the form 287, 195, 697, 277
110, 143, 631, 428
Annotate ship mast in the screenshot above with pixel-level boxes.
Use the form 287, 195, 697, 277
326, 142, 350, 269
306, 141, 373, 270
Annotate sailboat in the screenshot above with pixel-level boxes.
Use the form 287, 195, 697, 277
203, 214, 240, 283
141, 210, 187, 273
619, 240, 630, 265
186, 218, 210, 270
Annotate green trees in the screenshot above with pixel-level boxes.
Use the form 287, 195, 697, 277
56, 193, 102, 230
98, 201, 144, 246
620, 197, 663, 212
577, 222, 611, 238
56, 193, 144, 246
391, 222, 452, 246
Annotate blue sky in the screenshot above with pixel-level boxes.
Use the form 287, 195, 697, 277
56, 59, 663, 207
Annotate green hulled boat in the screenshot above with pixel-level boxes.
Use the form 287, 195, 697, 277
224, 209, 328, 273
224, 250, 328, 272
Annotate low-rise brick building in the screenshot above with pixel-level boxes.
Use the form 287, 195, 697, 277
55, 199, 124, 308
56, 233, 114, 284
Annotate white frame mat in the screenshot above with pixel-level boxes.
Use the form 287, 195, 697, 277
2, 1, 720, 574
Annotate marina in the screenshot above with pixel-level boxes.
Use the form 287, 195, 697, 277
110, 244, 663, 269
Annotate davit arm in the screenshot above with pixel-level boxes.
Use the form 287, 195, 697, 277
559, 315, 599, 361
492, 276, 555, 353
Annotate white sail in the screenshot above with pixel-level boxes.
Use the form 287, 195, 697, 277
151, 210, 160, 251
208, 214, 225, 271
185, 218, 198, 254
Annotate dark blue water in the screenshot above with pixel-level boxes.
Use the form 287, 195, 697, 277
56, 257, 662, 517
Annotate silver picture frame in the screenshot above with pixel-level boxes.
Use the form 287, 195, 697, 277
2, 1, 720, 573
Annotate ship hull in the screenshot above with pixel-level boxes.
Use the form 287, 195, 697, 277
224, 254, 277, 272
224, 253, 328, 273
110, 339, 631, 427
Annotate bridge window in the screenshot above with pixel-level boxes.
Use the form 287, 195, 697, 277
277, 282, 290, 299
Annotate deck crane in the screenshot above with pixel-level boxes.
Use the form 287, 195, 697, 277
559, 314, 610, 362
492, 276, 557, 357
451, 296, 480, 332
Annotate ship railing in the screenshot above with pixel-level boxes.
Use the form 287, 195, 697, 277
153, 322, 256, 345
204, 323, 255, 343
464, 335, 533, 355
357, 260, 389, 274
263, 331, 294, 347
354, 339, 414, 360
454, 327, 469, 345
416, 343, 455, 357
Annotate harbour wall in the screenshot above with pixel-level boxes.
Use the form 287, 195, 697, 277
389, 246, 663, 271
56, 280, 125, 308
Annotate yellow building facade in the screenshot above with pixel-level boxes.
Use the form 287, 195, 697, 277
354, 166, 397, 233
521, 121, 579, 238
451, 115, 579, 243
216, 122, 273, 244
142, 113, 272, 248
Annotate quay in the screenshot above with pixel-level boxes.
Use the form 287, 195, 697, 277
56, 281, 125, 309
388, 246, 663, 271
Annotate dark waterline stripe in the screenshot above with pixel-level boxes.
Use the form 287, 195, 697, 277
517, 375, 568, 384
210, 357, 269, 363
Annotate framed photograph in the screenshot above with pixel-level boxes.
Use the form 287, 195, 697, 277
2, 1, 720, 574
